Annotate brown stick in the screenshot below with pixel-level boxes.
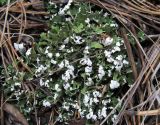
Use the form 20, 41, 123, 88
120, 27, 138, 80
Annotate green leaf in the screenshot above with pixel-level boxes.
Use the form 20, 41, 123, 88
90, 42, 103, 49
73, 23, 84, 33
93, 27, 104, 34
138, 31, 145, 41
40, 33, 47, 39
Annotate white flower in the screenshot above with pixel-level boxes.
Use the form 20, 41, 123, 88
83, 46, 90, 54
102, 100, 108, 105
107, 56, 114, 63
45, 49, 48, 54
15, 82, 21, 86
63, 102, 70, 111
64, 37, 69, 44
116, 42, 121, 46
64, 59, 70, 67
10, 86, 14, 91
43, 100, 51, 107
115, 64, 123, 71
49, 1, 55, 5
75, 103, 80, 109
14, 43, 24, 51
123, 60, 129, 65
110, 80, 120, 89
85, 18, 90, 24
58, 0, 73, 15
62, 65, 74, 82
51, 59, 57, 64
86, 111, 93, 119
93, 91, 101, 98
93, 97, 99, 103
47, 53, 53, 58
26, 48, 32, 56
65, 17, 71, 22
98, 65, 105, 80
67, 65, 74, 72
83, 94, 90, 106
102, 37, 113, 46
36, 65, 47, 73
66, 47, 74, 53
36, 58, 40, 62
89, 98, 93, 106
113, 60, 120, 66
72, 35, 85, 44
92, 115, 97, 120
113, 46, 121, 52
85, 18, 91, 27
58, 61, 64, 68
55, 53, 60, 57
98, 110, 102, 119
86, 108, 93, 119
108, 70, 112, 77
54, 93, 58, 100
85, 66, 92, 75
63, 82, 70, 90
40, 79, 44, 86
80, 56, 92, 66
112, 114, 118, 122
85, 77, 93, 86
62, 72, 70, 82
110, 23, 118, 27
59, 45, 65, 50
101, 107, 107, 117
44, 80, 49, 87
116, 55, 123, 61
55, 84, 61, 92
40, 79, 49, 87
104, 50, 111, 58
104, 12, 109, 17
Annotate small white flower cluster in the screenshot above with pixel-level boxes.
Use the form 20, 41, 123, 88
85, 18, 91, 27
14, 90, 23, 100
101, 36, 113, 46
63, 82, 70, 90
80, 46, 93, 77
14, 43, 24, 52
62, 102, 70, 111
59, 0, 73, 15
58, 59, 69, 68
83, 91, 102, 107
49, 0, 55, 5
26, 48, 32, 56
86, 108, 97, 120
43, 100, 51, 107
35, 65, 47, 75
110, 80, 120, 89
85, 77, 93, 86
45, 46, 53, 58
55, 84, 61, 92
83, 101, 108, 120
40, 79, 50, 87
71, 35, 85, 44
83, 91, 105, 120
98, 65, 105, 80
98, 107, 107, 118
80, 55, 92, 66
104, 40, 129, 72
62, 64, 75, 82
